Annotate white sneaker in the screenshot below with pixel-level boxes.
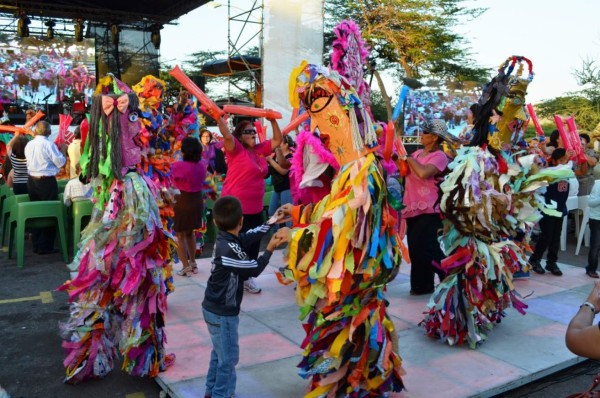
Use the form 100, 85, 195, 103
243, 277, 261, 294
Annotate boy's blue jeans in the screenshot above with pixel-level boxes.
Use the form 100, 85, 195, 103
203, 308, 239, 398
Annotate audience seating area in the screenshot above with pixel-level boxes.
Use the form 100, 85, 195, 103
0, 179, 93, 268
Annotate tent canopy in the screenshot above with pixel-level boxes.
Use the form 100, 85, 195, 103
0, 0, 210, 28
201, 55, 261, 77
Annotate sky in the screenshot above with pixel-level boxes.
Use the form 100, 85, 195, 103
160, 0, 600, 104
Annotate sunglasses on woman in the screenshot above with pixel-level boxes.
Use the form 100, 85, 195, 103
242, 129, 257, 135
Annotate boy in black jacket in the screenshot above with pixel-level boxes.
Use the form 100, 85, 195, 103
202, 196, 288, 398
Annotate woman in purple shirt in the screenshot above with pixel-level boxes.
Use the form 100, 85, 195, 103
171, 137, 207, 276
215, 115, 282, 293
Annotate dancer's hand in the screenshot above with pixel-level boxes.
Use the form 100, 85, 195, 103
267, 204, 293, 225
274, 227, 290, 243
267, 233, 283, 251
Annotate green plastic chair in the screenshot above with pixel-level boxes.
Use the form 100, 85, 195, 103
1, 194, 29, 246
71, 199, 94, 254
7, 200, 68, 268
263, 190, 273, 218
204, 198, 217, 243
57, 179, 69, 193
0, 185, 13, 224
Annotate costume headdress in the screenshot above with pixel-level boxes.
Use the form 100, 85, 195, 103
82, 73, 142, 185
470, 56, 533, 150
290, 62, 377, 167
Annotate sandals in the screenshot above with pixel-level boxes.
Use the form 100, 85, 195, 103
191, 262, 199, 274
177, 266, 193, 277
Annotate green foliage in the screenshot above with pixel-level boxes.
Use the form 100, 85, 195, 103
157, 68, 181, 106
535, 58, 600, 133
370, 89, 388, 122
324, 0, 488, 84
574, 58, 600, 105
536, 95, 600, 132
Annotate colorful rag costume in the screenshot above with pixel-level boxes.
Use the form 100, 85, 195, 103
280, 61, 405, 397
419, 56, 574, 347
58, 74, 175, 383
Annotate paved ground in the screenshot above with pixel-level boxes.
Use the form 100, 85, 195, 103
0, 215, 599, 398
0, 240, 163, 398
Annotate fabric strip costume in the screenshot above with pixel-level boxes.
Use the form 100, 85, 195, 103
281, 42, 405, 395
58, 74, 176, 383
419, 56, 574, 348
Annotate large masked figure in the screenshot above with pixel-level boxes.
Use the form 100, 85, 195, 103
280, 62, 405, 397
58, 74, 175, 383
420, 56, 574, 347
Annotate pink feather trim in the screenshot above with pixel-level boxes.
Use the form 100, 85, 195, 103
290, 131, 340, 198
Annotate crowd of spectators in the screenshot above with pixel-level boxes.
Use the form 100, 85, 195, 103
403, 89, 477, 136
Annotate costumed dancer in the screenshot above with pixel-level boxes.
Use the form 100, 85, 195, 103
279, 61, 405, 397
132, 75, 178, 229
58, 74, 176, 383
420, 56, 574, 347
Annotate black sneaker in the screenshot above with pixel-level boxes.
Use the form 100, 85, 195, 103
528, 258, 545, 274
546, 263, 563, 276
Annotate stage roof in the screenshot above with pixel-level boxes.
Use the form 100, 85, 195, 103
0, 0, 211, 28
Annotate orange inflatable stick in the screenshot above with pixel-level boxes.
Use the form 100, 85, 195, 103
0, 125, 25, 134
383, 120, 394, 161
169, 65, 224, 118
289, 107, 299, 122
0, 110, 45, 136
23, 110, 45, 129
223, 105, 282, 120
281, 112, 309, 135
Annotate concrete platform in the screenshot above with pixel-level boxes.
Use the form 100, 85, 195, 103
156, 250, 594, 398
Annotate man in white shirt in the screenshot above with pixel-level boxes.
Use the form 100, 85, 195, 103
25, 120, 66, 255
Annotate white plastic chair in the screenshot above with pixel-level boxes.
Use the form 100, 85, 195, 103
561, 195, 579, 251
575, 180, 600, 255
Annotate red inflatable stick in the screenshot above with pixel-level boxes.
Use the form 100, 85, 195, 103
169, 65, 224, 118
554, 115, 586, 164
554, 115, 572, 151
526, 104, 545, 141
281, 112, 309, 135
254, 120, 266, 143
223, 105, 282, 120
565, 116, 587, 164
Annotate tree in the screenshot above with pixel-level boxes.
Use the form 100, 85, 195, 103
536, 95, 599, 132
536, 58, 600, 133
370, 89, 388, 122
324, 0, 487, 78
323, 0, 489, 119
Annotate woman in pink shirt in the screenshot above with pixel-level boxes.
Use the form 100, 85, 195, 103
215, 115, 282, 293
399, 119, 453, 295
171, 137, 207, 276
